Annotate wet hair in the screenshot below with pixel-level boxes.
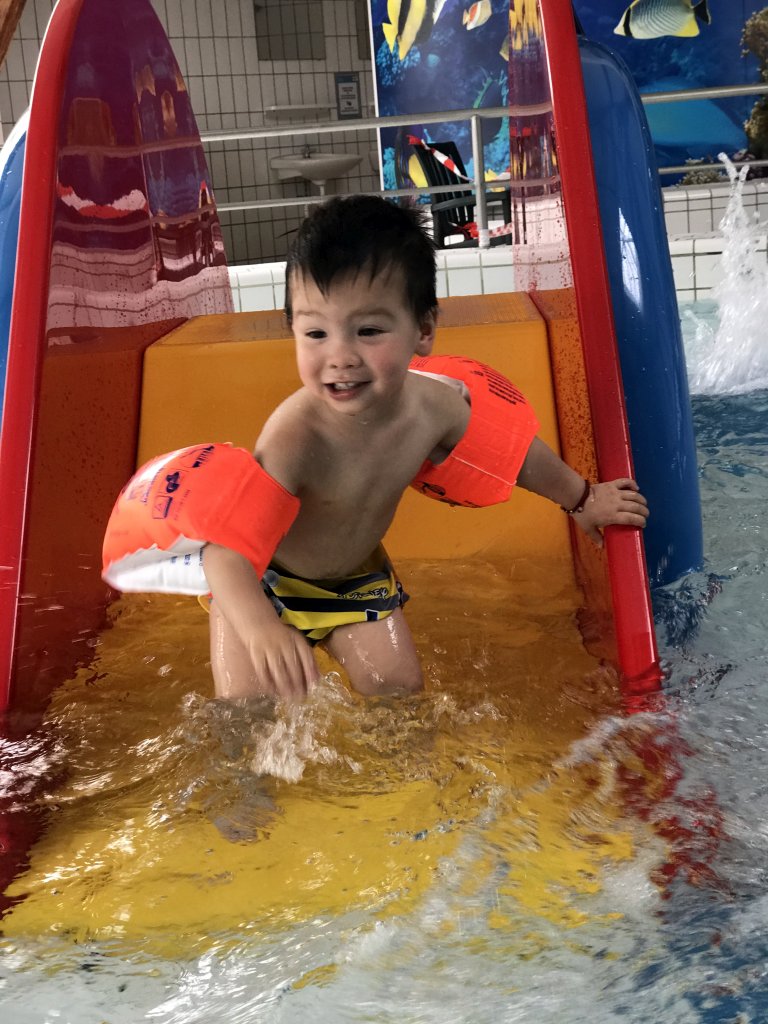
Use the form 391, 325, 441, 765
284, 195, 437, 324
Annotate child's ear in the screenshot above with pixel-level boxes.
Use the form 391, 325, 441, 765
415, 308, 437, 355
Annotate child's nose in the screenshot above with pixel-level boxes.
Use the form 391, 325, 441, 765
327, 337, 360, 367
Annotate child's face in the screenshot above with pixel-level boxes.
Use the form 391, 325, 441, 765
289, 267, 435, 417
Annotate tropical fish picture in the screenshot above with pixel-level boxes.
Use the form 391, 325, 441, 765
575, 1, 768, 180
614, 0, 711, 40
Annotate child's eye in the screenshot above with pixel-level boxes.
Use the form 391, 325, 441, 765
358, 326, 383, 337
305, 329, 326, 340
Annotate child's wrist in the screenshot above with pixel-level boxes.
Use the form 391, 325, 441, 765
560, 479, 592, 515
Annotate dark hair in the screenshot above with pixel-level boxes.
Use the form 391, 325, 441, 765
284, 195, 437, 323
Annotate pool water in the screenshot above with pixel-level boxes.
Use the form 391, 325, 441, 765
2, 300, 768, 1022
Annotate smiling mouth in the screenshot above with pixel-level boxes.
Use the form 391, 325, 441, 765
327, 381, 367, 393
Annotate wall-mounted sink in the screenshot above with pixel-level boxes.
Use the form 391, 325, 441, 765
270, 152, 363, 190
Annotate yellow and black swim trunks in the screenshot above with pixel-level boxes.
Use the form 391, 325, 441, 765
261, 545, 408, 645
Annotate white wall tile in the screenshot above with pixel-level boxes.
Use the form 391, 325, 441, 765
240, 0, 256, 35
671, 255, 694, 291
219, 77, 235, 114
224, 0, 244, 36
694, 253, 723, 293
435, 269, 448, 299
276, 268, 288, 307
693, 235, 722, 254
4, 45, 25, 82
444, 249, 480, 270
447, 266, 482, 296
668, 237, 694, 256
22, 39, 39, 79
240, 284, 275, 311
214, 37, 231, 73
196, 0, 213, 38
184, 38, 203, 76
9, 81, 29, 117
230, 224, 248, 263
19, 0, 39, 38
0, 81, 13, 128
664, 210, 688, 235
688, 209, 713, 234
180, 0, 198, 36
246, 75, 264, 113
224, 150, 242, 187
229, 36, 247, 77
481, 265, 514, 293
165, 0, 184, 37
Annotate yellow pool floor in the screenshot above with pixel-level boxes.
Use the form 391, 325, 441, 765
1, 557, 655, 960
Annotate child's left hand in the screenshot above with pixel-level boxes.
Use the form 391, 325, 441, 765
573, 478, 649, 547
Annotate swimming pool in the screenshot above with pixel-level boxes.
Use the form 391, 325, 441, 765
0, 299, 766, 1023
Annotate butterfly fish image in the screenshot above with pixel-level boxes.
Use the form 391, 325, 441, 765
615, 0, 711, 39
382, 0, 449, 60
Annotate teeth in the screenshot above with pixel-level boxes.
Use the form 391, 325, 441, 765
333, 382, 358, 390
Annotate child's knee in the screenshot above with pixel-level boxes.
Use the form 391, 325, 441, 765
351, 662, 423, 697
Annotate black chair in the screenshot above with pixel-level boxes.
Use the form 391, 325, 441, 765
409, 139, 511, 248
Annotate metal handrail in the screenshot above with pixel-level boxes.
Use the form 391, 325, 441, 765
200, 83, 768, 241
641, 82, 768, 177
640, 82, 768, 104
205, 104, 516, 245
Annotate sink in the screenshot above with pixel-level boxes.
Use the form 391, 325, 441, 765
270, 152, 363, 187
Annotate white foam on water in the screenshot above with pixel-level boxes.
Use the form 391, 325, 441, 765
687, 155, 768, 395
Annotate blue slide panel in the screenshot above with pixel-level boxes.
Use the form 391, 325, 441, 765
0, 115, 27, 422
579, 38, 703, 588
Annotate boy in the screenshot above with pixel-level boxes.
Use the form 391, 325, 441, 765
202, 196, 648, 702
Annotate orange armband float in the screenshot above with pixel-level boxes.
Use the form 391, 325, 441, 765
409, 355, 539, 507
102, 443, 300, 595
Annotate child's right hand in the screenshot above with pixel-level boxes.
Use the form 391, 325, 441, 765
203, 543, 319, 701
246, 617, 320, 701
573, 478, 649, 547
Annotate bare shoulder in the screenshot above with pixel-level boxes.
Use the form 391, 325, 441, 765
254, 390, 318, 494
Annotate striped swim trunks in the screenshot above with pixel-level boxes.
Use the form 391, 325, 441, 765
261, 545, 408, 645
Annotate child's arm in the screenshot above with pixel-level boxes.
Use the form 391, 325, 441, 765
516, 437, 649, 547
202, 543, 319, 701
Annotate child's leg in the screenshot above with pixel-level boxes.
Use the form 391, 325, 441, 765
323, 608, 423, 696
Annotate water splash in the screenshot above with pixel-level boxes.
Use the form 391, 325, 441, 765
687, 154, 768, 395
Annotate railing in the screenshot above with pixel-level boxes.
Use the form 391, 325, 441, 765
644, 83, 768, 176
200, 82, 768, 247
203, 104, 514, 248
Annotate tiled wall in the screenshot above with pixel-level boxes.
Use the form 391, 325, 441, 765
662, 179, 768, 236
0, 0, 379, 266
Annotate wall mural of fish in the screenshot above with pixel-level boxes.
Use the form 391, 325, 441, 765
374, 0, 512, 193
382, 0, 450, 60
614, 0, 711, 40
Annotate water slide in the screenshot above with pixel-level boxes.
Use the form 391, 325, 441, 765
0, 0, 701, 949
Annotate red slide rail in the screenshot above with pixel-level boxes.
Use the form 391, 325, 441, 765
538, 0, 660, 693
0, 0, 84, 711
